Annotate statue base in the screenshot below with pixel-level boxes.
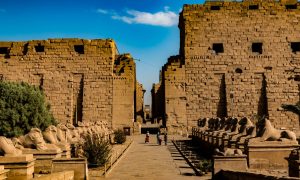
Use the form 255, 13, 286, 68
22, 148, 62, 173
52, 158, 88, 180
0, 154, 35, 180
213, 155, 247, 176
246, 140, 298, 170
56, 144, 71, 158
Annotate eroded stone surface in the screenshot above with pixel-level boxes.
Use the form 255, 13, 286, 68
154, 0, 300, 132
0, 39, 141, 130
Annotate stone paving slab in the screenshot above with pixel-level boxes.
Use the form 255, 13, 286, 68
102, 135, 205, 180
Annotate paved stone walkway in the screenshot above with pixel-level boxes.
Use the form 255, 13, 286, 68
104, 135, 205, 180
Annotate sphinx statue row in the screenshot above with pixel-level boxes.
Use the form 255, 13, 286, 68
0, 120, 113, 157
192, 117, 298, 155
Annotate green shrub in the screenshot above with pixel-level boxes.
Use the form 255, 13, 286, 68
83, 134, 111, 167
114, 129, 126, 144
196, 159, 212, 174
0, 81, 57, 137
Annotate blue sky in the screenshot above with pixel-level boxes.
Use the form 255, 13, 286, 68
0, 0, 203, 105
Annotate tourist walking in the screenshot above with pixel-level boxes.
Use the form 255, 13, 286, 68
145, 131, 150, 143
156, 132, 161, 145
164, 133, 168, 145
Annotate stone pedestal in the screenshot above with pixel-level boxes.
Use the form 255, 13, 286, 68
236, 137, 250, 151
207, 133, 214, 144
246, 141, 298, 170
212, 132, 223, 147
0, 154, 34, 180
52, 158, 88, 180
217, 135, 224, 147
22, 148, 62, 173
0, 165, 9, 180
213, 155, 247, 176
211, 135, 218, 146
56, 144, 71, 158
221, 137, 229, 149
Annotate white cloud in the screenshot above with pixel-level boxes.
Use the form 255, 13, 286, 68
112, 8, 178, 27
97, 9, 108, 14
112, 15, 132, 24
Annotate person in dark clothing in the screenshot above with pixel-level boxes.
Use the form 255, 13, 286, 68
145, 131, 150, 143
164, 133, 168, 145
156, 132, 160, 145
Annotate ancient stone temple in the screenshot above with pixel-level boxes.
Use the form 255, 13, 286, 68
163, 56, 186, 132
113, 53, 136, 128
156, 0, 300, 132
135, 82, 146, 123
151, 81, 164, 123
0, 38, 141, 129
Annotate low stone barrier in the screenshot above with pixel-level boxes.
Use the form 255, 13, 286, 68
22, 148, 62, 174
172, 140, 202, 176
89, 139, 133, 178
104, 140, 133, 176
214, 170, 299, 180
52, 158, 87, 180
34, 170, 74, 180
213, 155, 247, 176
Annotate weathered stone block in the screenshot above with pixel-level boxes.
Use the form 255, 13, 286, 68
213, 155, 247, 176
34, 170, 74, 180
0, 154, 35, 180
0, 38, 138, 131
0, 166, 9, 180
51, 158, 88, 180
246, 141, 299, 169
56, 144, 71, 158
22, 148, 62, 173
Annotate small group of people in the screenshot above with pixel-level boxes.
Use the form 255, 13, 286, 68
145, 131, 168, 145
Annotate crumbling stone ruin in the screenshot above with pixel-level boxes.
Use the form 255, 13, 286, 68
136, 82, 146, 123
113, 53, 136, 128
163, 56, 186, 133
153, 0, 300, 132
151, 81, 164, 123
0, 38, 143, 130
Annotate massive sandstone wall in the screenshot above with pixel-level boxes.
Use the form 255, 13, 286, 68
135, 82, 145, 122
0, 38, 135, 129
163, 56, 187, 132
179, 0, 300, 130
113, 54, 136, 129
151, 82, 164, 122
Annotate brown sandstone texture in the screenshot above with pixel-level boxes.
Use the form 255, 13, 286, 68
0, 38, 139, 129
151, 82, 164, 123
155, 0, 300, 131
163, 56, 186, 132
135, 82, 145, 122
